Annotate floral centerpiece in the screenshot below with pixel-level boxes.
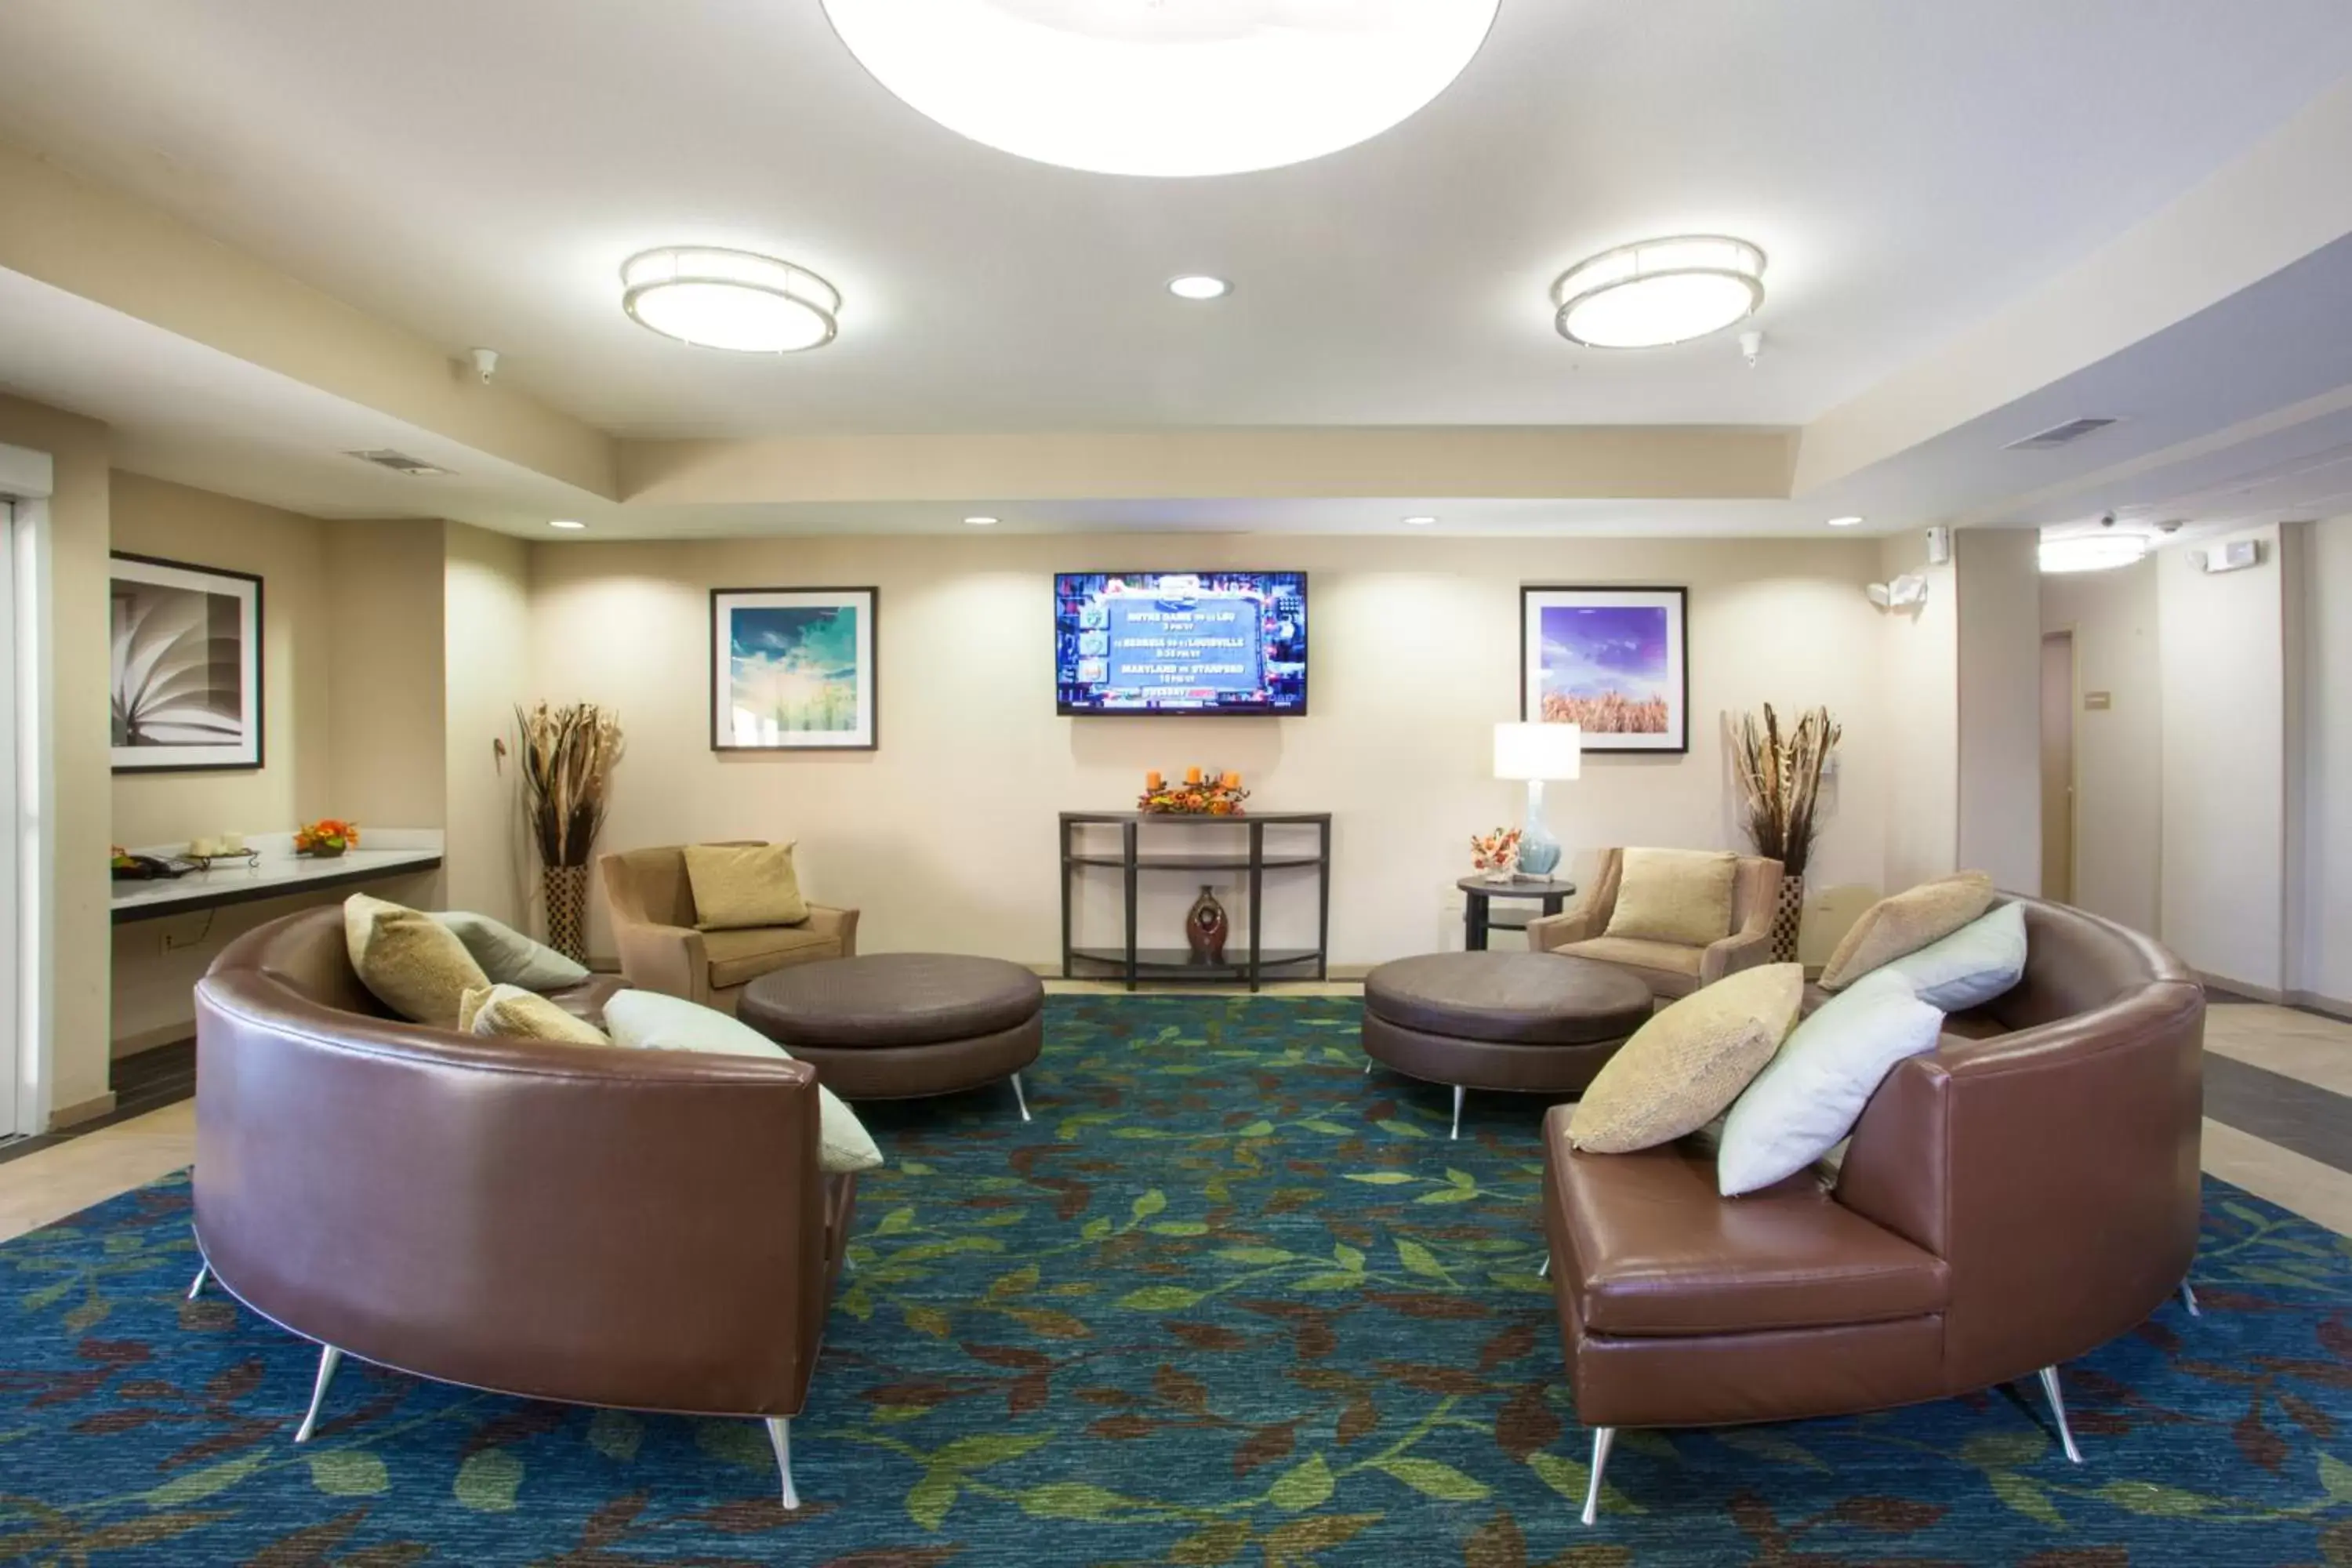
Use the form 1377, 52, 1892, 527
293, 818, 360, 858
1470, 826, 1522, 880
1140, 767, 1250, 816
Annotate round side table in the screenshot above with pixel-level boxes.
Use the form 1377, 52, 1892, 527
1457, 874, 1578, 951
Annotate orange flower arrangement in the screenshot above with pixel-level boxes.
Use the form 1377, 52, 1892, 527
1470, 826, 1522, 877
293, 818, 360, 858
1140, 768, 1250, 816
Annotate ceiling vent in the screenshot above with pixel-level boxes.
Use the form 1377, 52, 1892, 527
345, 448, 453, 477
2004, 417, 2120, 452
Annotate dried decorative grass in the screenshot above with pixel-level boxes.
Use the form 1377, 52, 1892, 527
1730, 703, 1841, 878
1541, 691, 1671, 734
517, 702, 624, 868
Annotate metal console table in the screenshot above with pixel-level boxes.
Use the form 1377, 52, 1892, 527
1059, 811, 1332, 992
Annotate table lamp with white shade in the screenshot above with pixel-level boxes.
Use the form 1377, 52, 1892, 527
1494, 722, 1582, 878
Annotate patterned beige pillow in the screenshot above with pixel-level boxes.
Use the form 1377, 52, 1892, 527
1603, 848, 1739, 947
684, 842, 809, 931
1567, 964, 1804, 1154
1819, 872, 1997, 991
345, 893, 491, 1028
459, 983, 611, 1047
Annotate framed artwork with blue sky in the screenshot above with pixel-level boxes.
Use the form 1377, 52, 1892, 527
710, 586, 878, 750
1519, 585, 1689, 753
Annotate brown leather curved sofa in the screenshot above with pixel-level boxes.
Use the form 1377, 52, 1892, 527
189, 906, 855, 1506
1541, 895, 2204, 1523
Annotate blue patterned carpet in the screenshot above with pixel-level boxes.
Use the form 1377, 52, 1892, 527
3, 995, 2350, 1566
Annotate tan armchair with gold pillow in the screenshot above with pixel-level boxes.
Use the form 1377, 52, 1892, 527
1527, 848, 1783, 1000
601, 842, 860, 1014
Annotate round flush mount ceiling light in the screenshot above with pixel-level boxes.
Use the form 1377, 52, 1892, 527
820, 0, 1501, 178
549, 519, 587, 531
1552, 236, 1767, 349
2039, 533, 2151, 575
1167, 274, 1232, 300
1403, 514, 1438, 527
964, 515, 1000, 527
620, 247, 840, 353
1826, 515, 1864, 528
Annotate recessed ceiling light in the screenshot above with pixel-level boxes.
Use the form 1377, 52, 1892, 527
1826, 515, 1864, 528
1167, 275, 1231, 301
1553, 236, 1766, 349
2039, 535, 2151, 575
820, 0, 1500, 177
1403, 515, 1439, 527
621, 247, 840, 353
549, 519, 587, 531
964, 515, 999, 527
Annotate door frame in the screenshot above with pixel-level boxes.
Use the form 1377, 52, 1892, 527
0, 441, 56, 1138
2039, 628, 2079, 908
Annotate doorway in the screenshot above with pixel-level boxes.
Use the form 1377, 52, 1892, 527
2040, 631, 2075, 905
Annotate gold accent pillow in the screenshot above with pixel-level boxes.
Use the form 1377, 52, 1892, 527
1567, 964, 1804, 1153
344, 893, 491, 1028
1819, 871, 1998, 991
459, 983, 611, 1047
1603, 848, 1739, 947
684, 843, 809, 931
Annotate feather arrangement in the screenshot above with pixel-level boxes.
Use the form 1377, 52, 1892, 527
1730, 703, 1841, 878
517, 702, 625, 868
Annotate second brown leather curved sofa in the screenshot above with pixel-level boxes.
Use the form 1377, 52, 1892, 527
189, 906, 855, 1507
1541, 896, 2205, 1523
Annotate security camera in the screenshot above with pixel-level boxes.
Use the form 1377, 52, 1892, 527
468, 347, 499, 385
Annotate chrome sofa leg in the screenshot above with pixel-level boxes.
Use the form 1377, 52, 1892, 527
1450, 1084, 1466, 1141
1010, 1071, 1032, 1123
2037, 1365, 2084, 1465
2180, 1280, 2201, 1317
1539, 1253, 1551, 1279
1363, 1058, 1374, 1075
187, 1261, 209, 1301
1581, 1426, 1615, 1525
294, 1345, 343, 1444
765, 1416, 800, 1510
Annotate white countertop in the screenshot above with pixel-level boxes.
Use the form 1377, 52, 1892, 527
110, 829, 444, 920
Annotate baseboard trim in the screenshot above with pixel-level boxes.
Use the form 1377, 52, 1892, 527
2194, 970, 2284, 1004
2285, 989, 2352, 1023
48, 1091, 118, 1131
112, 1022, 195, 1058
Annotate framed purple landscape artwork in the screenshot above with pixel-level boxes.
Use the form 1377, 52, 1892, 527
1519, 586, 1690, 754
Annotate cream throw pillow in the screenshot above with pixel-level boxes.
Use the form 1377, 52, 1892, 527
601, 989, 884, 1174
1603, 848, 1739, 947
345, 893, 491, 1029
1567, 964, 1803, 1154
684, 843, 809, 931
459, 983, 612, 1047
1819, 872, 1997, 991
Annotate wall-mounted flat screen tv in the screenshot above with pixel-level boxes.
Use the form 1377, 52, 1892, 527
1055, 571, 1308, 716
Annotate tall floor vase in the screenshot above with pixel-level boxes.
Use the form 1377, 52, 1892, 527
1769, 873, 1805, 964
543, 864, 590, 964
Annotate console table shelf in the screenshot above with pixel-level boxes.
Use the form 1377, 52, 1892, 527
1059, 811, 1332, 992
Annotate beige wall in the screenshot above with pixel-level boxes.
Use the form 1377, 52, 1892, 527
2039, 557, 2162, 935
443, 523, 530, 926
327, 521, 448, 836
0, 394, 114, 1120
1874, 531, 1959, 891
2288, 517, 2352, 1009
2158, 524, 2285, 992
1955, 528, 2042, 893
532, 533, 1893, 968
110, 474, 334, 847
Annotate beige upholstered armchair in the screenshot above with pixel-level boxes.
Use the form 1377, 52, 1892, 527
600, 843, 859, 1014
1526, 848, 1781, 1000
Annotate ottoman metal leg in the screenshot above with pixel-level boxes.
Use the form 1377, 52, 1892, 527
1450, 1084, 1466, 1141
1010, 1071, 1032, 1123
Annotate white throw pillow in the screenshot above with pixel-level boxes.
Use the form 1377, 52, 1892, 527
602, 989, 883, 1174
1716, 972, 1945, 1196
432, 911, 591, 993
1878, 900, 2027, 1012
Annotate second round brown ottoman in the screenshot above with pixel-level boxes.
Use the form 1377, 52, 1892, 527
739, 953, 1045, 1121
1362, 951, 1652, 1138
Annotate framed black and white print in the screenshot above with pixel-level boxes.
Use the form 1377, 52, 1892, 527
110, 552, 264, 772
710, 586, 880, 750
1519, 585, 1690, 754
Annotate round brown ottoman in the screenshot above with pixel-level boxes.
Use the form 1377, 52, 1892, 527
1362, 951, 1651, 1138
739, 953, 1046, 1121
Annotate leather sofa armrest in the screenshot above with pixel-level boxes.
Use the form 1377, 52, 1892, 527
1698, 927, 1776, 985
801, 904, 860, 958
613, 918, 711, 1004
1527, 906, 1603, 952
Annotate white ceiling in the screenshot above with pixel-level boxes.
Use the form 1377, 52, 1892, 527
4, 0, 2350, 438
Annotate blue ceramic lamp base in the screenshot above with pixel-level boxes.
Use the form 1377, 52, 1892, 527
1516, 779, 1563, 878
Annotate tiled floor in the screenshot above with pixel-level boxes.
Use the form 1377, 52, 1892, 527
3, 992, 2348, 1247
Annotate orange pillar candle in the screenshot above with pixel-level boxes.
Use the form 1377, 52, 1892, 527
1222, 771, 1241, 789
1145, 771, 1163, 790
1185, 766, 1203, 785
